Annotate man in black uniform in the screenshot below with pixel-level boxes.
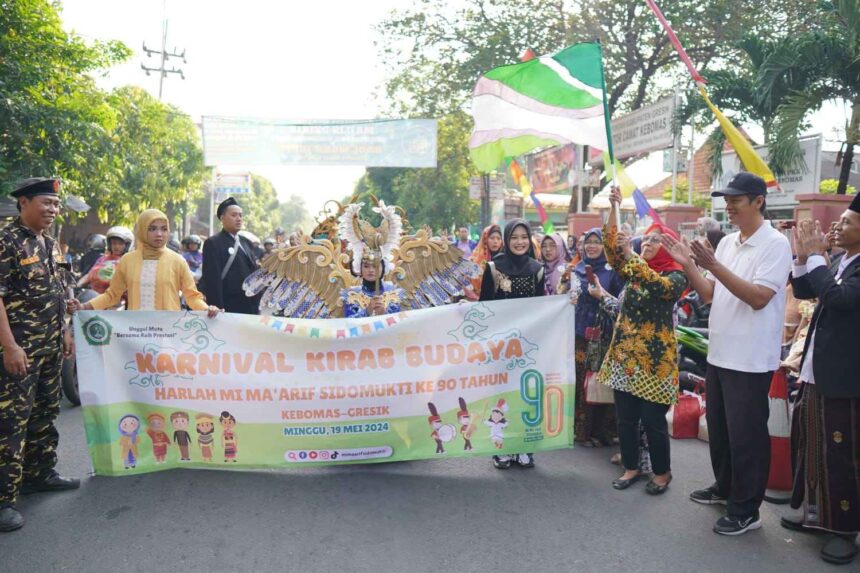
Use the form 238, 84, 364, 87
200, 197, 261, 314
0, 178, 79, 532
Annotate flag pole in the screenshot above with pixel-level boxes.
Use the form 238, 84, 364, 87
596, 40, 621, 227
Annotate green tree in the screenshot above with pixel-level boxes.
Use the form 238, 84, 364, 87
237, 174, 282, 238
759, 0, 860, 194
571, 0, 817, 113
277, 194, 312, 235
0, 0, 130, 194
97, 86, 206, 226
390, 112, 478, 230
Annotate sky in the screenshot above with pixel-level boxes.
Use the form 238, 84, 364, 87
59, 0, 413, 219
59, 0, 850, 217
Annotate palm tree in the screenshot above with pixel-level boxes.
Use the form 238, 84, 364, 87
677, 35, 815, 184
758, 0, 860, 194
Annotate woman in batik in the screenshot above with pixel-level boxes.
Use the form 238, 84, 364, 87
598, 188, 687, 495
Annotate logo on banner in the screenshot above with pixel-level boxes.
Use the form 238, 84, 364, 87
82, 316, 112, 346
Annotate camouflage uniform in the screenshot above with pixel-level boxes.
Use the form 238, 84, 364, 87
0, 218, 68, 506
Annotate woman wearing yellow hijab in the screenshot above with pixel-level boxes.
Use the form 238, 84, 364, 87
82, 209, 219, 316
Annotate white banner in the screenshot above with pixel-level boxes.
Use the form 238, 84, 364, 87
74, 296, 575, 475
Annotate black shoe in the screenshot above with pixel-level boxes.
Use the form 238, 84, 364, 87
492, 455, 512, 469
690, 486, 727, 505
780, 515, 817, 534
514, 453, 535, 468
0, 505, 24, 532
20, 472, 80, 494
646, 474, 673, 495
612, 473, 643, 490
713, 512, 762, 536
821, 534, 859, 565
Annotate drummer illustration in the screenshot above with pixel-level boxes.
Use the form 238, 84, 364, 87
457, 397, 475, 451
427, 403, 455, 454
484, 399, 508, 449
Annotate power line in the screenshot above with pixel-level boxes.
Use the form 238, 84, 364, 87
140, 1, 185, 101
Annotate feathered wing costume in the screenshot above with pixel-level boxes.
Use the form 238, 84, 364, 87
243, 200, 479, 318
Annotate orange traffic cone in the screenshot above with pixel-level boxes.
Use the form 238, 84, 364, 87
765, 369, 792, 504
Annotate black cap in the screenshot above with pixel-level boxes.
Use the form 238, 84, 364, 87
216, 197, 239, 219
11, 177, 60, 199
711, 172, 768, 198
850, 193, 860, 214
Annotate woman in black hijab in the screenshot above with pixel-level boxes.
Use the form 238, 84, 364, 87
479, 219, 545, 301
478, 219, 545, 470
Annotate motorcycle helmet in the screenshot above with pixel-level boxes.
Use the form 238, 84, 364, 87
86, 234, 107, 252
167, 238, 182, 253
106, 226, 133, 245
181, 234, 203, 247
263, 237, 275, 246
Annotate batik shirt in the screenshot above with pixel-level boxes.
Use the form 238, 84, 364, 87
341, 282, 405, 318
0, 219, 68, 357
596, 226, 687, 405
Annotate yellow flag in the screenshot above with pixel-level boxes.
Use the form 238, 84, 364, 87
699, 85, 778, 189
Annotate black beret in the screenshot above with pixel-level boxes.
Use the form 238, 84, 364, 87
11, 177, 60, 198
216, 197, 240, 219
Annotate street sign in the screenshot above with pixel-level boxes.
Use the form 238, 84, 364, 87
714, 135, 822, 210
611, 96, 675, 160
214, 172, 251, 194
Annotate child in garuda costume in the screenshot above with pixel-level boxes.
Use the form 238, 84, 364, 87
243, 199, 480, 318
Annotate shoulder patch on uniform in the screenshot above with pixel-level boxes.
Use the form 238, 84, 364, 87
20, 255, 40, 266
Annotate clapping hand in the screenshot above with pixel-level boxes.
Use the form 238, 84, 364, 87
689, 237, 718, 270
661, 235, 695, 268
793, 220, 828, 264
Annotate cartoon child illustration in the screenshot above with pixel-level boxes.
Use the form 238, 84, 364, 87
196, 413, 215, 462
145, 413, 171, 464
427, 403, 445, 454
171, 411, 192, 461
220, 411, 238, 463
484, 399, 508, 449
457, 397, 474, 451
118, 414, 141, 469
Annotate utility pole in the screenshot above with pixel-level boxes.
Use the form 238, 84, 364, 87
141, 1, 186, 101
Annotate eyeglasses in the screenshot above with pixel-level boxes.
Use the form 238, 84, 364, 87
641, 234, 663, 244
583, 240, 602, 246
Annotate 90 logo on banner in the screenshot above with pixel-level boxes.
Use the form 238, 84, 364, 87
520, 369, 563, 437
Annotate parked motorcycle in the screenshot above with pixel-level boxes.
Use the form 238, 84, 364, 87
677, 325, 709, 392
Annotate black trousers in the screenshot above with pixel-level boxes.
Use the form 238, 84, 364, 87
614, 390, 670, 475
705, 364, 773, 517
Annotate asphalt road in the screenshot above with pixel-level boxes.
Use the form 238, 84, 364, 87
1, 401, 840, 573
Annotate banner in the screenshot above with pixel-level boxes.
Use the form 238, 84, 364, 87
201, 116, 437, 167
74, 296, 575, 475
526, 144, 576, 194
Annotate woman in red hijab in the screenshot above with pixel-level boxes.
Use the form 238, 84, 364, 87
465, 224, 504, 300
593, 188, 687, 496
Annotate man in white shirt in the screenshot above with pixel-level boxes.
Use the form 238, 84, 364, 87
662, 172, 792, 536
781, 200, 860, 566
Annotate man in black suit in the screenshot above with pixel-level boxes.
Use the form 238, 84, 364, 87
785, 196, 860, 566
200, 197, 261, 315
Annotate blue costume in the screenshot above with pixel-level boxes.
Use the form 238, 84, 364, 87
341, 281, 406, 318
